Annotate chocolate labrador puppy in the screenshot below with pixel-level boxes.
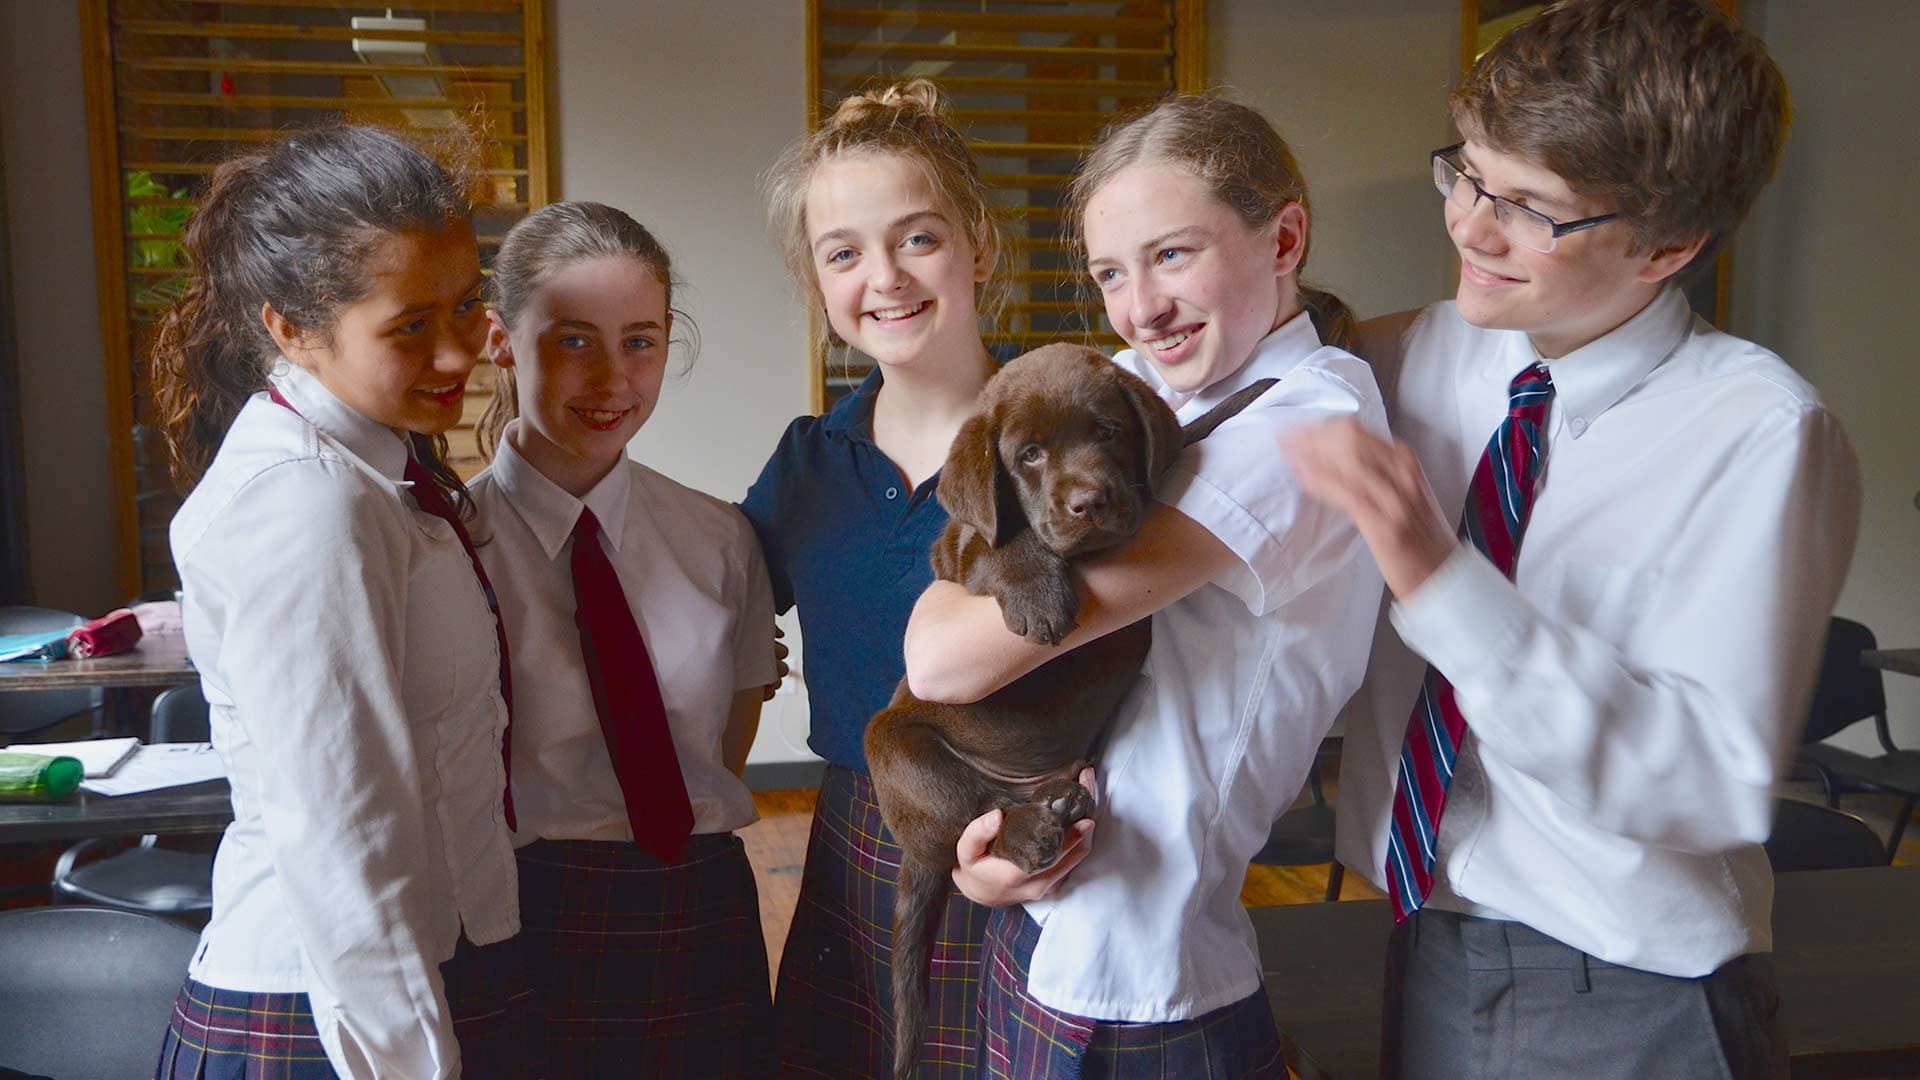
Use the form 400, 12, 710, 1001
865, 343, 1183, 1079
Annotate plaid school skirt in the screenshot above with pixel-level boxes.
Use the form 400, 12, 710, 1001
515, 833, 773, 1079
152, 935, 532, 1080
773, 763, 990, 1079
977, 908, 1287, 1080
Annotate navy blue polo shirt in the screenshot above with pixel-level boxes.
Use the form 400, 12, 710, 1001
739, 370, 947, 773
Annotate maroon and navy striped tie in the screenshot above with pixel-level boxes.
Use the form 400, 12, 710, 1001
1384, 361, 1554, 921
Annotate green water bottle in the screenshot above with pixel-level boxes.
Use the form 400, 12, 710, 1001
0, 751, 84, 802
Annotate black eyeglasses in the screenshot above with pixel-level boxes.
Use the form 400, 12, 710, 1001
1431, 143, 1619, 253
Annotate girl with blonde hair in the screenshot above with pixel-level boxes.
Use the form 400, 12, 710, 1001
741, 79, 1020, 1077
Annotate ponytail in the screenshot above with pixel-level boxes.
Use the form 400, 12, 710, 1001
1299, 283, 1357, 351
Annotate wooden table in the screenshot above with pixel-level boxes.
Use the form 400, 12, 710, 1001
1863, 649, 1920, 679
0, 632, 196, 693
1254, 866, 1920, 1080
0, 779, 230, 845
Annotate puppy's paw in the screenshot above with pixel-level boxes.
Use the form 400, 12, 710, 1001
988, 781, 1095, 873
998, 576, 1078, 645
988, 803, 1070, 873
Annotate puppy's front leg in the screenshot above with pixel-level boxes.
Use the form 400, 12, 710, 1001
968, 531, 1077, 645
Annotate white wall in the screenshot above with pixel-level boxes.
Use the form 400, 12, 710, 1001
549, 0, 817, 765
1735, 1, 1920, 747
0, 1, 121, 616
1210, 0, 1460, 321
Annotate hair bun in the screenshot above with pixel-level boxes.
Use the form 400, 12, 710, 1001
829, 78, 945, 129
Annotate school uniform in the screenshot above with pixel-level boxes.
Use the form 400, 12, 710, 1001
472, 423, 779, 1079
739, 368, 992, 1078
1334, 289, 1862, 1079
976, 313, 1388, 1079
155, 362, 525, 1080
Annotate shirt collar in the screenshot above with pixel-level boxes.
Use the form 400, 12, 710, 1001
1139, 309, 1324, 422
1495, 286, 1694, 439
267, 361, 409, 482
819, 367, 884, 443
490, 420, 633, 560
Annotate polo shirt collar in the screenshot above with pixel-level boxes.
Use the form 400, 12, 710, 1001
1495, 286, 1693, 440
268, 360, 409, 482
819, 367, 884, 443
490, 420, 633, 559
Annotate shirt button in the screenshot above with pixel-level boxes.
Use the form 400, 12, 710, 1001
886, 486, 899, 500
1569, 416, 1587, 435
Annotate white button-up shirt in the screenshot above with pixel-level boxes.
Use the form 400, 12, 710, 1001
1023, 313, 1387, 1021
171, 363, 519, 1078
472, 425, 777, 842
1335, 289, 1862, 977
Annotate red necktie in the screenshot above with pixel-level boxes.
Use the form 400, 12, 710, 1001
1384, 362, 1553, 920
267, 385, 517, 829
570, 507, 693, 862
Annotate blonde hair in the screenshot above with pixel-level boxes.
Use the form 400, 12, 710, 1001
764, 79, 1011, 370
1066, 94, 1356, 350
476, 201, 697, 461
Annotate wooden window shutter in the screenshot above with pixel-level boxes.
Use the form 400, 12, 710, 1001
808, 0, 1206, 412
79, 0, 551, 596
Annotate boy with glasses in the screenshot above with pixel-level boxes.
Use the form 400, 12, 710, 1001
1286, 1, 1862, 1077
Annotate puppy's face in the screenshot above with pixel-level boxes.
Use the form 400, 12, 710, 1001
939, 343, 1183, 556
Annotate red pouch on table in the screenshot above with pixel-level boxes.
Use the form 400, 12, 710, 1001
66, 608, 144, 659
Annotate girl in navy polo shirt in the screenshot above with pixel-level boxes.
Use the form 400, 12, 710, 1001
469, 201, 779, 1077
742, 79, 1024, 1078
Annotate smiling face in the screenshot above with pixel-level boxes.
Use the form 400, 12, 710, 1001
1083, 164, 1303, 395
490, 254, 670, 496
1446, 140, 1690, 358
805, 151, 991, 373
273, 222, 486, 434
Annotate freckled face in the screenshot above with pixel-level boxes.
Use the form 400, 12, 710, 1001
806, 152, 991, 372
492, 255, 670, 480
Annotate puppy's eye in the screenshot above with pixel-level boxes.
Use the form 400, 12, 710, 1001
1018, 445, 1044, 466
1093, 420, 1120, 442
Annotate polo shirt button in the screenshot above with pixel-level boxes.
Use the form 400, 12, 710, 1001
1569, 416, 1587, 435
886, 486, 899, 500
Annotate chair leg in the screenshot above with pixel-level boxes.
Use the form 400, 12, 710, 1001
1886, 796, 1915, 863
1323, 860, 1344, 903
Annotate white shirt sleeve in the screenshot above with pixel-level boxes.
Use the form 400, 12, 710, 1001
730, 511, 779, 693
1390, 404, 1861, 854
1160, 363, 1386, 616
196, 458, 458, 1078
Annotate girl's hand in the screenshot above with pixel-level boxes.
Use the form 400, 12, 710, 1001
762, 623, 789, 702
951, 768, 1098, 907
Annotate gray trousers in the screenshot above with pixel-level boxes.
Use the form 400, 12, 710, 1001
1381, 909, 1788, 1080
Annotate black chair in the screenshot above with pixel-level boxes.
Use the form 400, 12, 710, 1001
1795, 616, 1918, 861
0, 607, 104, 739
1251, 744, 1344, 903
52, 683, 216, 917
1763, 797, 1888, 872
0, 906, 196, 1079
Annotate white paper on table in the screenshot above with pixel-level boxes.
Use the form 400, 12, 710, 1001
79, 742, 225, 795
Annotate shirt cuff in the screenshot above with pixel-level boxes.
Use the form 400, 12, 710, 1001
1387, 545, 1532, 687
1157, 466, 1266, 615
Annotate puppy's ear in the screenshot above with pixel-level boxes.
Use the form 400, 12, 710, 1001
1118, 369, 1184, 485
938, 409, 1023, 547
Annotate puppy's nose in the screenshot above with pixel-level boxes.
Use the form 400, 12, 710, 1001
1066, 485, 1111, 518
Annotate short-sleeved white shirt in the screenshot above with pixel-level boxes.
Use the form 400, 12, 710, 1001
473, 425, 778, 842
1022, 313, 1388, 1022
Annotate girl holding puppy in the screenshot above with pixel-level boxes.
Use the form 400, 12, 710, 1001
905, 96, 1388, 1078
149, 125, 524, 1079
743, 79, 1031, 1077
470, 201, 779, 1077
